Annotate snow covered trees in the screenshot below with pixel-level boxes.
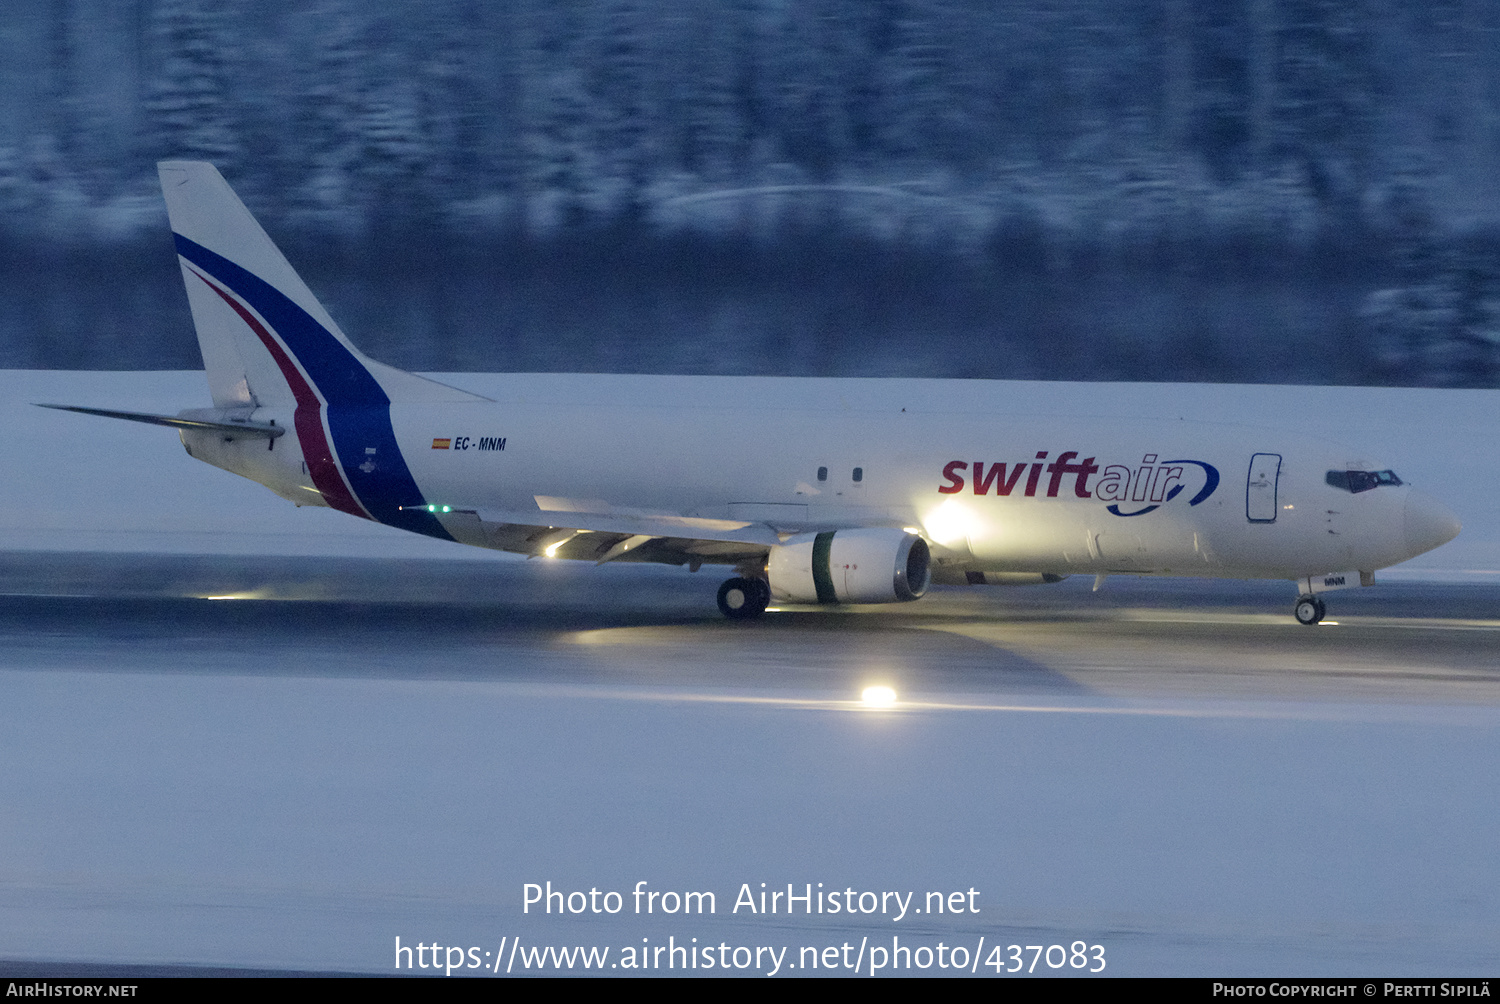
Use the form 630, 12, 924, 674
147, 0, 239, 170
1, 0, 1498, 384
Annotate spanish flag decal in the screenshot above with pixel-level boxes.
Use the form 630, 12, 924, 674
432, 438, 452, 450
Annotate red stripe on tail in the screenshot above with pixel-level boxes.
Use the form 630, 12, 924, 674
187, 267, 369, 520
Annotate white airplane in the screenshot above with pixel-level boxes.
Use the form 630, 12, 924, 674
43, 162, 1461, 625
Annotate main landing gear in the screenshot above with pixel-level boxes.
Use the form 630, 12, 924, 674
717, 577, 770, 620
1294, 594, 1327, 626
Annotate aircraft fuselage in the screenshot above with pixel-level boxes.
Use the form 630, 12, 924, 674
181, 376, 1455, 586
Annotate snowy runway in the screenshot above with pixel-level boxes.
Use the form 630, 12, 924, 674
0, 559, 1496, 977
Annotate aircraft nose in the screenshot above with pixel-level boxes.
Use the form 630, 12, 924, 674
1404, 490, 1461, 557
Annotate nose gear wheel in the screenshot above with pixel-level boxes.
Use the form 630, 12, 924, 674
1294, 595, 1326, 625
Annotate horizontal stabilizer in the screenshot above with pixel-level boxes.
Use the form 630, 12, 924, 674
36, 403, 286, 439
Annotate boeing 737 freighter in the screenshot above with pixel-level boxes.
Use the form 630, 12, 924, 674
42, 162, 1461, 624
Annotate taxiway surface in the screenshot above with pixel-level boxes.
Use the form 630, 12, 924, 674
1, 555, 1496, 976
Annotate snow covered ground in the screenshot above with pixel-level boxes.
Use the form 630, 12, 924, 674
0, 587, 1495, 978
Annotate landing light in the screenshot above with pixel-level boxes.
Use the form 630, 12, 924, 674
861, 686, 898, 707
921, 498, 981, 549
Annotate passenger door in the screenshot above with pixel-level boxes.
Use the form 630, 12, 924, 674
1246, 453, 1281, 523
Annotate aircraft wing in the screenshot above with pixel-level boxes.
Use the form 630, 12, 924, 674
462, 505, 783, 566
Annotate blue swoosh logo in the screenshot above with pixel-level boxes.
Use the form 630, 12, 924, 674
1165, 460, 1220, 506
1106, 460, 1219, 517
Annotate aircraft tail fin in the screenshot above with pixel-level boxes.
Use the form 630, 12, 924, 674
158, 161, 487, 409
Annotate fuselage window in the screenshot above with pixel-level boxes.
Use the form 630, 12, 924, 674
852, 467, 863, 482
1326, 469, 1403, 493
817, 466, 828, 482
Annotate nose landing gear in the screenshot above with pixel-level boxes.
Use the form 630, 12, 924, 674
717, 577, 771, 619
1294, 595, 1326, 625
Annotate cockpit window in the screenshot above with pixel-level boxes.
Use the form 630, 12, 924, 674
1326, 469, 1403, 493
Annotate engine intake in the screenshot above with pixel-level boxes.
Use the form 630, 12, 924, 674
768, 528, 931, 604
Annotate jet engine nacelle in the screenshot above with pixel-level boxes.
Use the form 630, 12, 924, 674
768, 528, 931, 604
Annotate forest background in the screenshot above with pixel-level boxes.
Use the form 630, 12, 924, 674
3, 0, 1498, 387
